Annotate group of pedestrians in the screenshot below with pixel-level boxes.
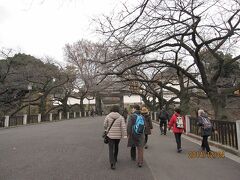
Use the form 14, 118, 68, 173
103, 104, 215, 170
159, 108, 215, 153
103, 104, 153, 169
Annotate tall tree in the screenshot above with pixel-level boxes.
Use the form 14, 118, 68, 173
64, 39, 114, 114
0, 53, 69, 117
97, 0, 240, 120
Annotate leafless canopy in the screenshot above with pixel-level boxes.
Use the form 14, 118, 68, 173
96, 0, 240, 119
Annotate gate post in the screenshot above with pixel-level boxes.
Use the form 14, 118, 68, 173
38, 114, 41, 123
236, 120, 240, 150
185, 115, 191, 134
23, 114, 27, 125
59, 112, 62, 120
4, 116, 9, 127
49, 113, 53, 121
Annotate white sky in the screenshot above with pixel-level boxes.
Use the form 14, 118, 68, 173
0, 0, 122, 63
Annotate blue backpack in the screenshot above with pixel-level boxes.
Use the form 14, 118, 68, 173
132, 113, 145, 135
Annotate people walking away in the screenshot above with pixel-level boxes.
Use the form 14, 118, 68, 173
158, 108, 169, 135
168, 108, 186, 153
104, 105, 127, 170
141, 107, 153, 149
127, 104, 145, 167
197, 109, 216, 152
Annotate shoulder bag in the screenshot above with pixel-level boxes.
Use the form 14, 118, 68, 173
102, 118, 117, 144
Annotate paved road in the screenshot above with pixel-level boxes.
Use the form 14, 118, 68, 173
0, 116, 239, 180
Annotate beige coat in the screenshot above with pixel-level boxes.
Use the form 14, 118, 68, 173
104, 112, 127, 139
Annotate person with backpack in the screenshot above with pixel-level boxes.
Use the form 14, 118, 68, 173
158, 108, 169, 135
104, 105, 127, 170
197, 109, 216, 152
168, 108, 186, 153
141, 107, 153, 149
127, 104, 145, 167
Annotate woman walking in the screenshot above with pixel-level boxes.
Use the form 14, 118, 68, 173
168, 108, 186, 153
127, 104, 145, 167
141, 107, 153, 149
197, 109, 215, 152
104, 105, 127, 170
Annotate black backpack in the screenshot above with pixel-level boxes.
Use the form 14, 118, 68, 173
159, 110, 168, 120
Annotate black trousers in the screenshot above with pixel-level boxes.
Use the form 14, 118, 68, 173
108, 139, 120, 165
202, 135, 210, 152
130, 146, 143, 163
145, 134, 148, 145
174, 133, 182, 150
131, 146, 136, 160
160, 120, 167, 134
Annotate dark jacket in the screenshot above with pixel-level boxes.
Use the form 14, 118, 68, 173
158, 110, 170, 121
197, 115, 214, 136
141, 113, 153, 135
127, 110, 145, 147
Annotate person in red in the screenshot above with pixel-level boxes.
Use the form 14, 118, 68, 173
168, 108, 186, 153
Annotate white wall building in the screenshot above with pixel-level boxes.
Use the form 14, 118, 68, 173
67, 95, 143, 106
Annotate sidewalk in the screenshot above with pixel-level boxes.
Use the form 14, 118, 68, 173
143, 123, 240, 180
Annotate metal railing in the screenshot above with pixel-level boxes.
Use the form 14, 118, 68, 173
9, 116, 24, 126
1, 111, 92, 128
52, 113, 59, 121
27, 115, 38, 124
0, 117, 4, 127
69, 112, 74, 119
190, 118, 238, 150
76, 112, 80, 118
43, 114, 50, 122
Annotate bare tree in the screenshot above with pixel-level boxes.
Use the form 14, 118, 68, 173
64, 39, 112, 114
97, 0, 240, 120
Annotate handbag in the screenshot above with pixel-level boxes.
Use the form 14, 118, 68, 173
103, 118, 117, 144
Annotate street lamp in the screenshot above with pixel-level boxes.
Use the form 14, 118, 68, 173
28, 83, 32, 118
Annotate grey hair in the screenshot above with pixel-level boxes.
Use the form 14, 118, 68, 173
198, 109, 205, 116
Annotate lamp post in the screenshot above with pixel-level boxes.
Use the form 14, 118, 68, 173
28, 83, 32, 119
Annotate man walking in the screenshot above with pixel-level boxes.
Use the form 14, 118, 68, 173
158, 108, 169, 135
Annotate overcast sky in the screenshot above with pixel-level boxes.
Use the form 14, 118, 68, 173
0, 0, 123, 63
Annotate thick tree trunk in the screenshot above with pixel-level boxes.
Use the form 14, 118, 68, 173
140, 95, 157, 111
39, 96, 47, 121
179, 91, 190, 115
79, 97, 84, 114
140, 95, 152, 110
208, 92, 227, 120
61, 97, 69, 119
95, 92, 102, 115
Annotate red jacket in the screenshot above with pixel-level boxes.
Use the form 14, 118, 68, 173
168, 113, 186, 133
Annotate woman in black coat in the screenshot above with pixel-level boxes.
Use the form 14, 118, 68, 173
127, 105, 145, 167
141, 107, 153, 149
197, 109, 216, 152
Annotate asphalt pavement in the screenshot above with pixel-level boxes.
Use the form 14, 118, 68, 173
0, 116, 239, 180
